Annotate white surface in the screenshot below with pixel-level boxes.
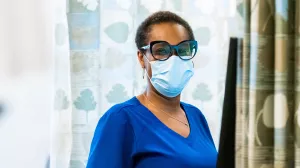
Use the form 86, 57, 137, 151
0, 0, 54, 167
0, 74, 52, 168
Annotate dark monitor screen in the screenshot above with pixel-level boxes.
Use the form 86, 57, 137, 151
217, 37, 242, 168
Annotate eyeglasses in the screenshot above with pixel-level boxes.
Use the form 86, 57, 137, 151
140, 40, 198, 61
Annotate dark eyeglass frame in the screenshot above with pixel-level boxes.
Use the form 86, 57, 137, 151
140, 40, 198, 61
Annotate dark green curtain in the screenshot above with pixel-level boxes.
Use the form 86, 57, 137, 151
235, 0, 300, 167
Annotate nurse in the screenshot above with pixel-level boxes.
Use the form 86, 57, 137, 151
87, 11, 217, 168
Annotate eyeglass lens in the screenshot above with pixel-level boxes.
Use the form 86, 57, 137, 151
151, 41, 197, 60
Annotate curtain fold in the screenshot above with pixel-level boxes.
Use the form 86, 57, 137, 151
67, 0, 101, 167
236, 0, 300, 167
51, 0, 72, 168
295, 1, 300, 167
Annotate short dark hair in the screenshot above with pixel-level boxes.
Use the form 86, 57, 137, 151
135, 11, 195, 50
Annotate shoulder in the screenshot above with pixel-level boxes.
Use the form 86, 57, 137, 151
91, 97, 140, 145
98, 97, 140, 126
181, 101, 199, 111
103, 97, 140, 116
88, 99, 137, 167
181, 102, 204, 117
181, 102, 210, 127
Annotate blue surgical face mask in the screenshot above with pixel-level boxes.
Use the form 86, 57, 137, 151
144, 56, 194, 97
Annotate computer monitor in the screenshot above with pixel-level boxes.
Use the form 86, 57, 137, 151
217, 37, 242, 168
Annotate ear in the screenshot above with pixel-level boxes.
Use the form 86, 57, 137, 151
137, 50, 145, 68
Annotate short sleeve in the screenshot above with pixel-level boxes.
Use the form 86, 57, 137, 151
86, 106, 135, 168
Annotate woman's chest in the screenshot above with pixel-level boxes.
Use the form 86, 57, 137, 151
132, 133, 217, 168
134, 151, 216, 168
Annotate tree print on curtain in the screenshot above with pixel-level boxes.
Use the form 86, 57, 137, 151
192, 83, 213, 108
74, 89, 97, 123
106, 84, 130, 104
54, 89, 70, 115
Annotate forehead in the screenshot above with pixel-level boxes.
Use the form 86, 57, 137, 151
148, 23, 189, 45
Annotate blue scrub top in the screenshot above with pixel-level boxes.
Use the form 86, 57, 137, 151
87, 97, 217, 168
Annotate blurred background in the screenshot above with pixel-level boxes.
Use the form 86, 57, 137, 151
0, 0, 243, 168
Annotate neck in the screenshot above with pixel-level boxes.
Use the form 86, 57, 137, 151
144, 85, 181, 111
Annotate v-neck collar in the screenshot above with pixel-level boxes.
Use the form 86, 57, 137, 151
133, 96, 195, 142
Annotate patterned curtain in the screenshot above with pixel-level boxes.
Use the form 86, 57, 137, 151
51, 0, 72, 167
51, 0, 243, 167
235, 0, 300, 167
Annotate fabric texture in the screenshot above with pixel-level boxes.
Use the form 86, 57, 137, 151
235, 0, 300, 167
86, 97, 217, 168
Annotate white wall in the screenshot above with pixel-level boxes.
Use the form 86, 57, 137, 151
0, 0, 54, 167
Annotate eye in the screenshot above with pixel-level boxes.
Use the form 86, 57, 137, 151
177, 41, 197, 57
154, 48, 169, 55
178, 48, 191, 55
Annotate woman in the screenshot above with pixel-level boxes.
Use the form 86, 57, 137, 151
87, 11, 217, 168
